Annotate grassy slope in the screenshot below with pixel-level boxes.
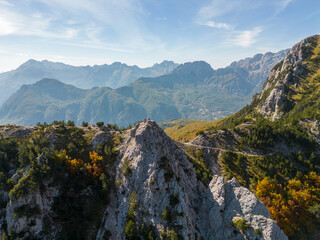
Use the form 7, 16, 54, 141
161, 115, 237, 142
160, 119, 217, 142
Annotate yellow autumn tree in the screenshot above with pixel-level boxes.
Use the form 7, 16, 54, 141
256, 172, 320, 237
89, 151, 103, 163
86, 151, 103, 178
67, 158, 84, 174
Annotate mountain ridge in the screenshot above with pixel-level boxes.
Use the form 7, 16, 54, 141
0, 50, 289, 126
0, 59, 178, 105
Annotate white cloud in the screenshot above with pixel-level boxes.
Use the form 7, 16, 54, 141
205, 21, 232, 30
0, 9, 79, 40
197, 0, 241, 20
279, 0, 294, 9
0, 0, 14, 7
196, 0, 239, 29
230, 27, 262, 47
0, 0, 162, 52
0, 16, 17, 35
274, 0, 294, 14
0, 6, 54, 37
32, 0, 160, 50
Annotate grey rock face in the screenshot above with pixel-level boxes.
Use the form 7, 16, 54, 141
97, 120, 287, 240
202, 176, 287, 240
282, 35, 318, 70
258, 35, 319, 120
6, 182, 60, 239
91, 129, 113, 150
0, 126, 35, 138
260, 85, 288, 120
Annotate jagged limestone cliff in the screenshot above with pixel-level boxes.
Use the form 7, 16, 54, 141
0, 121, 286, 240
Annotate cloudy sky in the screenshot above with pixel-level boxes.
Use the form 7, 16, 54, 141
0, 0, 319, 72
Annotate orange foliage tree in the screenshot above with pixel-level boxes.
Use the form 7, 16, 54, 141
67, 158, 84, 174
86, 151, 103, 178
89, 151, 103, 163
256, 172, 320, 236
54, 149, 104, 178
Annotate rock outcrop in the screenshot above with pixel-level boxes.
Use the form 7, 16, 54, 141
97, 120, 287, 240
0, 126, 35, 138
6, 181, 60, 239
257, 35, 319, 120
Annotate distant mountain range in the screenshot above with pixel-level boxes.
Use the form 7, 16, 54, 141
0, 60, 178, 105
0, 49, 289, 126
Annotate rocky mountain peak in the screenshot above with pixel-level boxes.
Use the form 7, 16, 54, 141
97, 120, 287, 239
256, 35, 320, 120
282, 35, 319, 69
173, 61, 215, 81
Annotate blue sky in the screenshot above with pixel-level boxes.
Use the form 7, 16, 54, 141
0, 0, 319, 72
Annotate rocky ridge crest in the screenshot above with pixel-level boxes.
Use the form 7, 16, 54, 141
257, 35, 319, 120
96, 120, 287, 240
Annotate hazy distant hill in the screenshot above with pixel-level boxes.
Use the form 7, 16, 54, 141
0, 49, 289, 126
0, 60, 178, 105
0, 78, 147, 126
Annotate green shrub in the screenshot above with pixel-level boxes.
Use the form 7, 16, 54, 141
196, 130, 205, 136
233, 217, 250, 234
161, 206, 172, 223
1, 231, 8, 240
66, 120, 75, 126
122, 157, 132, 176
14, 205, 39, 218
254, 228, 262, 234
125, 220, 139, 240
96, 122, 104, 128
149, 178, 155, 185
9, 170, 37, 199
103, 230, 111, 239
160, 229, 180, 240
185, 153, 212, 187
127, 191, 139, 221
81, 121, 89, 127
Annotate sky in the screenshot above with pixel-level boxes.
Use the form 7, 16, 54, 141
0, 0, 319, 72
